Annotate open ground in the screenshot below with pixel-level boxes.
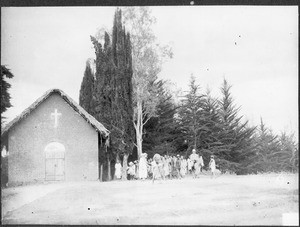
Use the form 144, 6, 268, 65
1, 173, 298, 225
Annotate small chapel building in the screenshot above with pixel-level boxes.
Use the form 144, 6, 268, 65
1, 89, 109, 186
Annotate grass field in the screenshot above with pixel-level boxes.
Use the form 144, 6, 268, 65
1, 173, 298, 225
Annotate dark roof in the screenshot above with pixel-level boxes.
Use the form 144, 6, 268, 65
1, 89, 109, 138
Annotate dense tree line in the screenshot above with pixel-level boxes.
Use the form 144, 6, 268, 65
144, 76, 298, 174
80, 8, 298, 177
138, 76, 298, 174
247, 119, 298, 173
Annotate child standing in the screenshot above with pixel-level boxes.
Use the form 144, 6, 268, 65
114, 159, 122, 180
189, 149, 199, 178
163, 156, 170, 179
139, 153, 148, 180
175, 155, 182, 179
199, 154, 204, 173
209, 155, 216, 178
127, 162, 135, 180
194, 159, 201, 178
152, 154, 163, 183
180, 156, 186, 177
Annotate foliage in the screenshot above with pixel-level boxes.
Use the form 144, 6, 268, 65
143, 80, 182, 157
78, 8, 298, 176
79, 59, 95, 115
122, 7, 173, 158
177, 76, 205, 150
91, 9, 134, 156
247, 118, 299, 174
278, 132, 298, 172
1, 65, 14, 122
177, 77, 256, 173
80, 9, 134, 180
214, 79, 256, 174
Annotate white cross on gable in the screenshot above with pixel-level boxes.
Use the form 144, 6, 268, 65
51, 109, 62, 128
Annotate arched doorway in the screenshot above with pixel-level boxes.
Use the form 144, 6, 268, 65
45, 142, 65, 181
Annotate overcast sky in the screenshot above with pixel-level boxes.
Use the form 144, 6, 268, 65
1, 6, 298, 141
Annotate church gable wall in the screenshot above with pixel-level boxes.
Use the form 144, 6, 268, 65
8, 93, 98, 185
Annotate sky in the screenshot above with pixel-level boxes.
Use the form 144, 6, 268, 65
1, 6, 298, 141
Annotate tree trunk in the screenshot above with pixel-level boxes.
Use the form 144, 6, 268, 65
135, 100, 143, 159
100, 164, 103, 182
122, 153, 129, 180
107, 156, 111, 181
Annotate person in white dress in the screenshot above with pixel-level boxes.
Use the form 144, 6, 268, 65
163, 155, 170, 179
195, 159, 201, 177
209, 155, 216, 178
127, 162, 135, 180
195, 154, 204, 178
114, 159, 122, 180
189, 149, 199, 178
199, 154, 204, 172
180, 156, 187, 177
152, 153, 164, 183
139, 153, 148, 180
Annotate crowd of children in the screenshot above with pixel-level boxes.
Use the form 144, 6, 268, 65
114, 149, 217, 182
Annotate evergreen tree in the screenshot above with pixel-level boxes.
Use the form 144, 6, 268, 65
249, 118, 281, 173
89, 9, 134, 180
110, 9, 135, 180
196, 89, 223, 165
1, 66, 14, 122
277, 132, 298, 172
79, 59, 95, 115
143, 80, 181, 157
248, 118, 298, 173
177, 77, 256, 173
177, 76, 205, 151
177, 76, 223, 162
215, 79, 255, 173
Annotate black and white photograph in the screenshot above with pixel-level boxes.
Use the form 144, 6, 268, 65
1, 4, 298, 225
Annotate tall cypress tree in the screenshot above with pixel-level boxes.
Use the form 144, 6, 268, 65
79, 59, 95, 115
89, 9, 134, 180
110, 9, 135, 180
90, 33, 114, 181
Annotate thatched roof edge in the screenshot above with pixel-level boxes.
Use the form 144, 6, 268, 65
1, 89, 110, 138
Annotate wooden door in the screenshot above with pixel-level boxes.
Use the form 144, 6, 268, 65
45, 142, 65, 181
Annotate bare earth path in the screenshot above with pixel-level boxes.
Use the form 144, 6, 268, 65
1, 173, 298, 225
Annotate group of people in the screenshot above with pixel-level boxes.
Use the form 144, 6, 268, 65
114, 149, 217, 182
